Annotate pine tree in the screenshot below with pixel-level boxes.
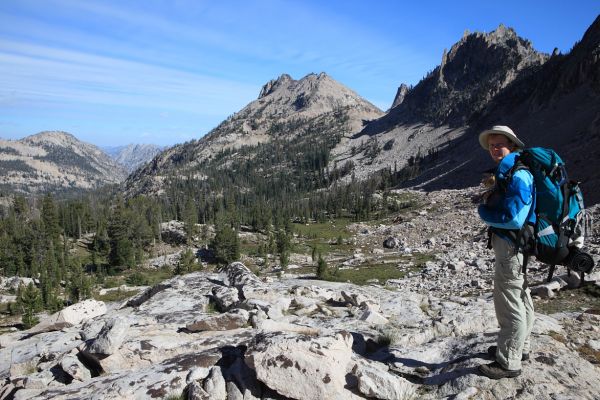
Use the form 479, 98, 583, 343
276, 229, 291, 268
41, 194, 60, 245
316, 253, 330, 280
108, 199, 134, 268
211, 217, 240, 265
182, 197, 197, 243
176, 248, 197, 275
18, 283, 42, 329
66, 263, 93, 304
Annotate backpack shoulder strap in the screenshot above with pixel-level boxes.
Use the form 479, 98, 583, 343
498, 156, 529, 192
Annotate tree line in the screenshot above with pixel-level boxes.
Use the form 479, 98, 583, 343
0, 107, 435, 323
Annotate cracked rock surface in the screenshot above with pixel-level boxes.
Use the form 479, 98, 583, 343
1, 189, 599, 399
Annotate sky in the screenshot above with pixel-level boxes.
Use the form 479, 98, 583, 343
0, 1, 598, 147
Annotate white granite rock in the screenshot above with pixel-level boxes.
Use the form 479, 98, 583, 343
59, 353, 91, 382
186, 309, 249, 332
352, 358, 416, 400
359, 310, 389, 325
202, 366, 227, 400
531, 280, 561, 299
211, 286, 240, 311
245, 331, 353, 400
84, 317, 129, 356
29, 299, 107, 333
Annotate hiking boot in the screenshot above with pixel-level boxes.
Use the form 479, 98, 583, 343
487, 345, 529, 361
479, 361, 521, 379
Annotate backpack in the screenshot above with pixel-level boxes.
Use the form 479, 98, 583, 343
509, 147, 594, 283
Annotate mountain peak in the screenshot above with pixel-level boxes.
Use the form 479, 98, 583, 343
24, 130, 78, 145
573, 14, 600, 53
391, 84, 410, 109
257, 72, 338, 100
124, 72, 383, 196
258, 73, 294, 98
379, 24, 547, 126
250, 72, 381, 119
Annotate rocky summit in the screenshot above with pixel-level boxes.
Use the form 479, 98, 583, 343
1, 188, 599, 400
0, 131, 127, 195
123, 72, 383, 197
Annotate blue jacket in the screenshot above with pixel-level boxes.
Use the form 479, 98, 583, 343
478, 152, 535, 231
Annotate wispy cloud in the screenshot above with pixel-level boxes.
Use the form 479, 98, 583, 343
3, 0, 592, 145
0, 39, 258, 115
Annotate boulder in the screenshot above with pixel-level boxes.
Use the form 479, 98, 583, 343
59, 353, 91, 382
187, 381, 210, 400
186, 367, 211, 383
80, 319, 106, 341
245, 332, 353, 400
90, 351, 130, 374
30, 299, 107, 333
186, 309, 249, 332
84, 317, 129, 356
530, 280, 562, 299
383, 237, 400, 249
0, 277, 36, 291
220, 262, 262, 288
0, 294, 17, 304
559, 271, 582, 288
341, 291, 371, 307
211, 286, 240, 311
352, 359, 416, 400
202, 366, 227, 400
359, 310, 389, 325
160, 220, 187, 245
448, 261, 466, 271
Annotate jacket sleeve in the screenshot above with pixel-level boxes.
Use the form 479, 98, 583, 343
478, 169, 534, 230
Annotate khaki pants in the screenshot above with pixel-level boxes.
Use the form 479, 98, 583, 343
492, 233, 535, 370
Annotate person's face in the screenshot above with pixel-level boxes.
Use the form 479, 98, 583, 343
487, 134, 515, 163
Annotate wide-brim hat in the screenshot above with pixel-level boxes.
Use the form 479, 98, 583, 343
478, 125, 525, 150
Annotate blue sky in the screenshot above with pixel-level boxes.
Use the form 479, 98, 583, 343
0, 1, 598, 147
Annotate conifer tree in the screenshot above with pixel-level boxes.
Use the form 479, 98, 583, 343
41, 194, 60, 246
175, 248, 197, 275
66, 263, 93, 303
182, 197, 197, 243
276, 229, 291, 268
316, 253, 330, 280
17, 283, 42, 329
13, 195, 28, 219
108, 198, 134, 268
211, 216, 240, 265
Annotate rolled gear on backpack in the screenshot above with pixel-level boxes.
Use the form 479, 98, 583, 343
564, 249, 595, 274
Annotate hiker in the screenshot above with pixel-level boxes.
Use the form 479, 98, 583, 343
476, 125, 535, 379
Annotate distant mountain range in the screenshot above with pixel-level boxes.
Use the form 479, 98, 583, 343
102, 144, 164, 173
123, 16, 600, 204
0, 131, 127, 195
1, 16, 598, 205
